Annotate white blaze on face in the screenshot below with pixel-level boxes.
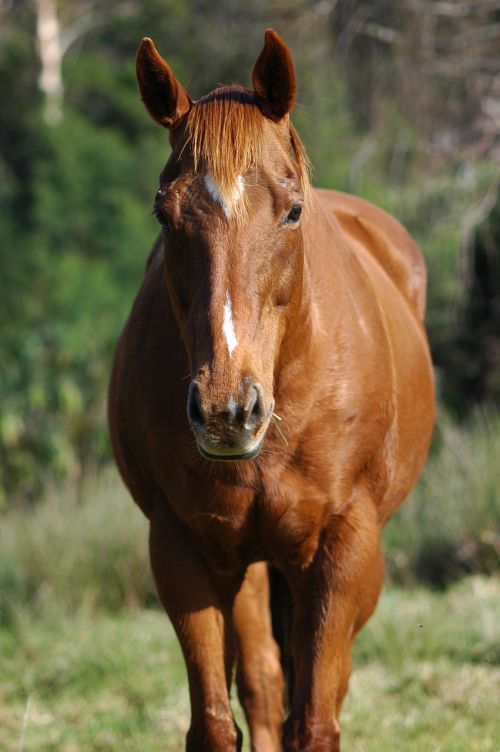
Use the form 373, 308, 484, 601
223, 292, 238, 357
204, 172, 244, 218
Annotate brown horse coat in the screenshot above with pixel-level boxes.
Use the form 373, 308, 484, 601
109, 29, 434, 752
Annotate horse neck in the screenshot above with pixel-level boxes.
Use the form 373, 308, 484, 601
274, 219, 325, 409
274, 189, 359, 409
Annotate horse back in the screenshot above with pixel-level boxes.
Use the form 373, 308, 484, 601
316, 189, 427, 321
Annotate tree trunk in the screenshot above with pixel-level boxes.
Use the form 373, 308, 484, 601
35, 0, 63, 124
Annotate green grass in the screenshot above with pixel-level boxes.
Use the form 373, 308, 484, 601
384, 409, 500, 586
1, 577, 499, 751
1, 411, 499, 749
0, 469, 152, 624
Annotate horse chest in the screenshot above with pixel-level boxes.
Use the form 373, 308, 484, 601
172, 460, 330, 573
256, 466, 330, 568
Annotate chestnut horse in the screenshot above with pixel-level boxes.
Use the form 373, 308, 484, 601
109, 29, 434, 752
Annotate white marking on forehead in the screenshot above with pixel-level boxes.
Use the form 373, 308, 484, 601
223, 292, 238, 357
204, 172, 244, 218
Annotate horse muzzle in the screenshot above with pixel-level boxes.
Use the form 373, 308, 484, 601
187, 380, 272, 461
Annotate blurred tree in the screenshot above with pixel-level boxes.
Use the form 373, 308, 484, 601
442, 184, 500, 408
35, 0, 64, 123
0, 0, 165, 504
328, 0, 500, 162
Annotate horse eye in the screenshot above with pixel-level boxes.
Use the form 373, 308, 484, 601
284, 204, 302, 225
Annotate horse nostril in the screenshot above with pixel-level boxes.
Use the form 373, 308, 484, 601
187, 382, 205, 428
244, 384, 265, 429
250, 388, 260, 417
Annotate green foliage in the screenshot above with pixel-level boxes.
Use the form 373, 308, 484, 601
385, 409, 500, 587
0, 4, 174, 505
1, 1, 499, 505
0, 107, 166, 504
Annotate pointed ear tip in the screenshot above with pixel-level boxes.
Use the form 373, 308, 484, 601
137, 37, 155, 55
264, 28, 284, 45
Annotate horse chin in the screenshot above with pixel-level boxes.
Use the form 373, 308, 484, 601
196, 438, 264, 462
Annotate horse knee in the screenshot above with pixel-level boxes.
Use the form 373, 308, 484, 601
187, 717, 242, 752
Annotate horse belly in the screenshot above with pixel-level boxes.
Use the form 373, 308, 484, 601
328, 202, 435, 521
369, 269, 435, 521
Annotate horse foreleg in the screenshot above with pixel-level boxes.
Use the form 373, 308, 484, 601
233, 562, 284, 752
283, 493, 382, 752
149, 502, 243, 752
336, 544, 384, 716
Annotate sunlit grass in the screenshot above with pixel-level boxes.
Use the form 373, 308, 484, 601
1, 577, 499, 751
344, 576, 500, 751
0, 609, 188, 752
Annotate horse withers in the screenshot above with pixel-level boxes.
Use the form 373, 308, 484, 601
108, 29, 435, 752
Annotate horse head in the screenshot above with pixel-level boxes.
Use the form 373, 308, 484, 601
136, 30, 309, 460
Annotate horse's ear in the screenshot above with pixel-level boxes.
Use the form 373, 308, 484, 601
252, 29, 296, 122
136, 38, 192, 128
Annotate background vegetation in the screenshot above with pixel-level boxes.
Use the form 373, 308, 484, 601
1, 1, 499, 749
2, 0, 500, 506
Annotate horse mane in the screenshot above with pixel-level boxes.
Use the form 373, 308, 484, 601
185, 85, 310, 217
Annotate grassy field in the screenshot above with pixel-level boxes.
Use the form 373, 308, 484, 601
1, 411, 499, 751
1, 576, 499, 751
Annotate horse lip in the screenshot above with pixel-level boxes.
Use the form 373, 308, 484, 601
196, 437, 264, 462
191, 400, 274, 461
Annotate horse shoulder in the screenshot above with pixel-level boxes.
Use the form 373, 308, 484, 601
108, 254, 187, 516
315, 188, 427, 321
